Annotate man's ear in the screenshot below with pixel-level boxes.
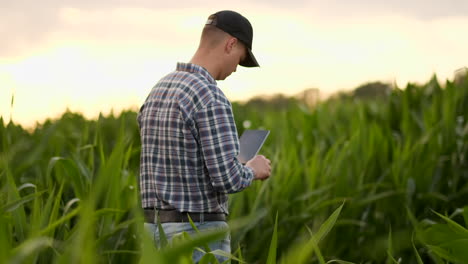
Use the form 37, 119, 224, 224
225, 37, 238, 54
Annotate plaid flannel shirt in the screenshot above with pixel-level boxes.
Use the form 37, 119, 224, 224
137, 62, 255, 214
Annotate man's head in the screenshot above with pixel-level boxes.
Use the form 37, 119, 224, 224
191, 10, 258, 80
205, 10, 259, 68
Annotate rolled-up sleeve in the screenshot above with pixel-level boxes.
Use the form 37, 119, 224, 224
194, 100, 255, 193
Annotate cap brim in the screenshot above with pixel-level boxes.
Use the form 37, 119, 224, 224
239, 48, 259, 67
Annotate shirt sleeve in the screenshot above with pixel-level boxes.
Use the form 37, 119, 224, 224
194, 100, 255, 193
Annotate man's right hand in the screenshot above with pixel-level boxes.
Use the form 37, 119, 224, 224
245, 155, 271, 180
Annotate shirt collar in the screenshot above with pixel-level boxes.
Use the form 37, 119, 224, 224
176, 62, 216, 85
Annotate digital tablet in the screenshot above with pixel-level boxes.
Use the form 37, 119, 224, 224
237, 129, 270, 164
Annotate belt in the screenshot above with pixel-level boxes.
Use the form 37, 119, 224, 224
144, 209, 226, 223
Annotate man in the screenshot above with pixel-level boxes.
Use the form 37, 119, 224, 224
137, 10, 272, 263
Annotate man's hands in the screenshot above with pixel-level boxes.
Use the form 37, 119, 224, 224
245, 155, 271, 180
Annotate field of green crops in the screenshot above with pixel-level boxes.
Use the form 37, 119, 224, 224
1, 75, 467, 264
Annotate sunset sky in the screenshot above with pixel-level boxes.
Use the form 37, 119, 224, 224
1, 0, 467, 128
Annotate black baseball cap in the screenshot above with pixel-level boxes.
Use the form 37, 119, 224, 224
205, 10, 259, 67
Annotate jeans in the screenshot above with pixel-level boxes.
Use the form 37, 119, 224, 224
144, 221, 231, 263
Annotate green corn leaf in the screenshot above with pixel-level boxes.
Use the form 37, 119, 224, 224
411, 233, 424, 264
198, 253, 219, 264
187, 214, 211, 253
432, 210, 468, 236
326, 260, 356, 264
10, 236, 54, 264
1, 191, 46, 213
266, 212, 278, 264
312, 202, 344, 244
210, 249, 245, 263
157, 215, 168, 248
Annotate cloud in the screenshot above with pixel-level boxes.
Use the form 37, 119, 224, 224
2, 0, 468, 57
310, 0, 468, 20
1, 3, 60, 57
0, 0, 216, 57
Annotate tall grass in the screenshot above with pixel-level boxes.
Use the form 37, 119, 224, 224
0, 74, 467, 263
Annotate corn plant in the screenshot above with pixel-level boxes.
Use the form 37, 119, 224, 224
0, 73, 467, 263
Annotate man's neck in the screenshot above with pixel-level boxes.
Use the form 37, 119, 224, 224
190, 51, 220, 80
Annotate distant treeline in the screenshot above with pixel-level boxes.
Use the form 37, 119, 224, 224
237, 69, 467, 111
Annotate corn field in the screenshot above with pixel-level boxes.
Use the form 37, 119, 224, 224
1, 75, 467, 263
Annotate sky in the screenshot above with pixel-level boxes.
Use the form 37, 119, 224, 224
1, 0, 468, 128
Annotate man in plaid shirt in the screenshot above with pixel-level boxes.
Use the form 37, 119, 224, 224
138, 10, 271, 262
